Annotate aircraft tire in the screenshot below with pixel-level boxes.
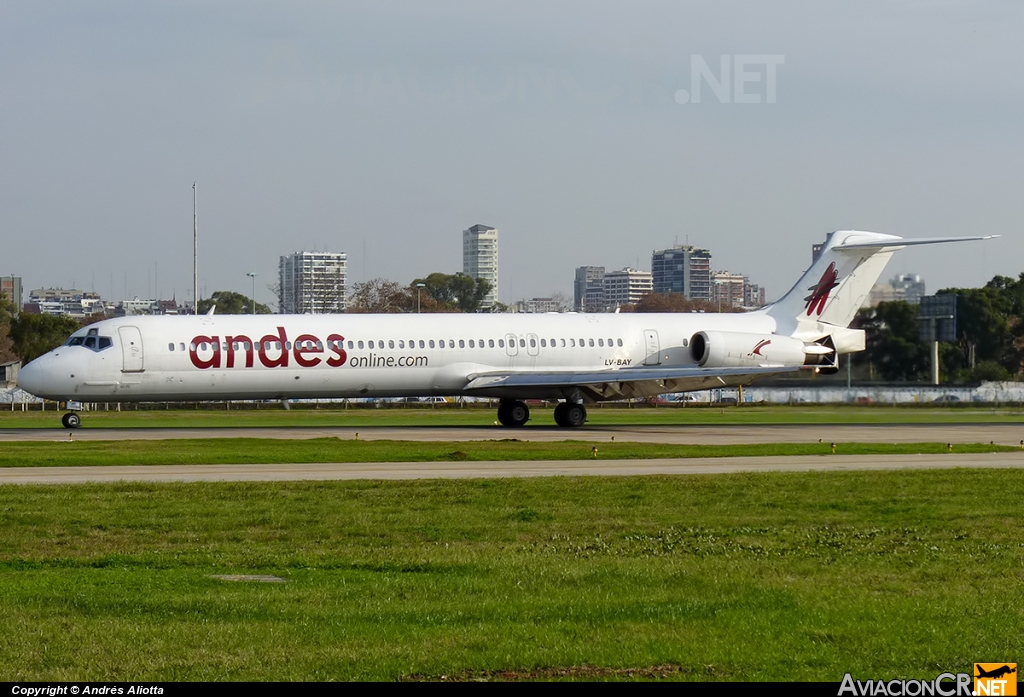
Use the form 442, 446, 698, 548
62, 412, 81, 429
498, 400, 529, 427
564, 403, 587, 427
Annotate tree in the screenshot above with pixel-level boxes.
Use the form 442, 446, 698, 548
197, 291, 272, 315
412, 273, 492, 312
8, 313, 81, 364
619, 292, 721, 313
348, 279, 449, 313
0, 290, 16, 364
549, 292, 572, 313
857, 301, 929, 382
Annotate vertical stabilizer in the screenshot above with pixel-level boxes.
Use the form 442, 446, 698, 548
764, 230, 903, 334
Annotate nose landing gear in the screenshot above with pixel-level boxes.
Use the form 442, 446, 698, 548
553, 401, 587, 428
61, 412, 81, 429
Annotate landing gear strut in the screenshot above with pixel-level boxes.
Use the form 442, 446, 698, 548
497, 399, 530, 427
61, 412, 81, 429
553, 401, 587, 428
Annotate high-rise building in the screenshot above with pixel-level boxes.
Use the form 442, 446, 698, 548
865, 273, 926, 308
573, 266, 605, 312
278, 251, 347, 314
603, 268, 653, 309
463, 224, 498, 308
651, 245, 712, 300
1, 276, 23, 311
711, 271, 746, 310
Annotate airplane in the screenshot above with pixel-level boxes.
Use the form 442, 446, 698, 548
16, 230, 994, 429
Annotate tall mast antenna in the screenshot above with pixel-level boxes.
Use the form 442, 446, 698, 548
193, 183, 198, 314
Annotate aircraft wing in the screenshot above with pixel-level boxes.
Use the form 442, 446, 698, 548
463, 365, 800, 400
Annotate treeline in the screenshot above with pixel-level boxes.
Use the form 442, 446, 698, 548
854, 274, 1024, 382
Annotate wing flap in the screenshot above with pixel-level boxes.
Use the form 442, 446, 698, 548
464, 365, 799, 392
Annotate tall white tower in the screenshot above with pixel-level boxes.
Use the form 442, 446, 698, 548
462, 224, 498, 308
278, 251, 347, 314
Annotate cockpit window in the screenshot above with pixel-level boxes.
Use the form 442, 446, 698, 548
66, 332, 112, 352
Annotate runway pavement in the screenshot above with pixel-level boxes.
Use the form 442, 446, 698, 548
2, 423, 1024, 445
2, 452, 1022, 484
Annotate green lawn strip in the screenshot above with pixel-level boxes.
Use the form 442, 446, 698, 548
0, 438, 1016, 467
2, 404, 1024, 428
0, 470, 1021, 680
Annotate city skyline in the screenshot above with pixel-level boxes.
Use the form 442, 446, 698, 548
2, 4, 1019, 306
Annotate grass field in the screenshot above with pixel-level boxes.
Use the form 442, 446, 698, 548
1, 470, 1021, 681
2, 403, 1024, 429
0, 437, 1016, 468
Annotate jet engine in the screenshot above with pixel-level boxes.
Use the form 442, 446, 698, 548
689, 331, 835, 369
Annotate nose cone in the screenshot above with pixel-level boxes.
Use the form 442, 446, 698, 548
17, 357, 48, 397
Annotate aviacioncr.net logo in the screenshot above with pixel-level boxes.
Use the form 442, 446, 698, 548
838, 672, 973, 696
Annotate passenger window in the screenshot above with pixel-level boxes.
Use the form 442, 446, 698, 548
449, 340, 455, 348
570, 338, 576, 347
224, 342, 230, 351
489, 339, 494, 348
459, 339, 465, 348
560, 339, 566, 347
348, 341, 354, 349
368, 340, 374, 349
598, 338, 604, 347
540, 339, 546, 348
580, 338, 585, 346
468, 340, 475, 348
429, 340, 435, 348
358, 341, 364, 349
419, 340, 425, 348
389, 340, 395, 349
168, 343, 174, 351
608, 338, 613, 346
531, 338, 538, 348
276, 342, 282, 350
190, 343, 197, 351
683, 338, 688, 347
179, 343, 185, 352
519, 339, 526, 348
617, 339, 623, 347
588, 339, 594, 347
498, 339, 504, 348
398, 340, 405, 349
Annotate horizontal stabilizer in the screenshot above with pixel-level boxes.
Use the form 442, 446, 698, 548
833, 235, 999, 251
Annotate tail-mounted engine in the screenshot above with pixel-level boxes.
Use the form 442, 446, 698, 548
690, 331, 837, 370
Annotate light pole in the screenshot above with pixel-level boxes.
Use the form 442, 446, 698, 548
416, 283, 426, 313
247, 272, 257, 314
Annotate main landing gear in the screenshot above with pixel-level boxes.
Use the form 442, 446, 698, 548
497, 399, 531, 427
61, 412, 81, 429
553, 401, 587, 428
496, 399, 588, 428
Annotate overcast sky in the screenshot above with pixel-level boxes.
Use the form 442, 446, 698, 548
2, 1, 1021, 307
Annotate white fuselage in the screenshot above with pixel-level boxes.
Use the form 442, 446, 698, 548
19, 311, 779, 402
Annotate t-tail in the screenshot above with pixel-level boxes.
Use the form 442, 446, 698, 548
761, 230, 997, 353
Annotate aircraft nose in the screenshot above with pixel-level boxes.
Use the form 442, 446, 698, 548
17, 357, 48, 397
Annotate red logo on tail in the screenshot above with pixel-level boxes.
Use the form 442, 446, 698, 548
804, 262, 840, 316
751, 339, 771, 356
